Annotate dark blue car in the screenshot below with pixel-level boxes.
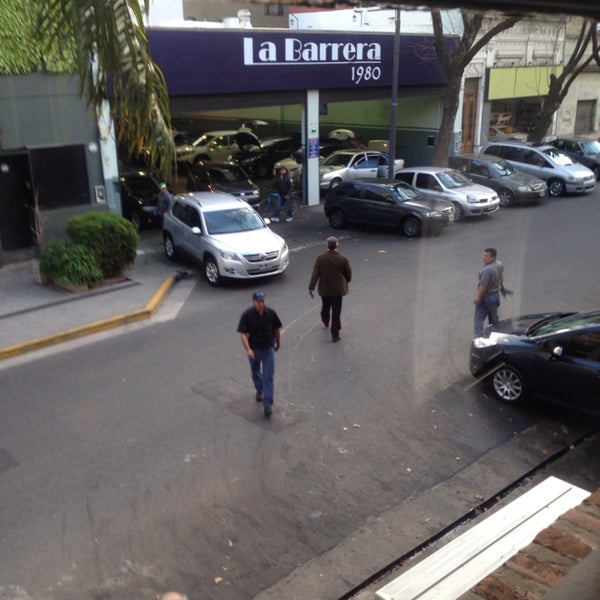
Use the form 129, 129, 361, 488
469, 309, 600, 415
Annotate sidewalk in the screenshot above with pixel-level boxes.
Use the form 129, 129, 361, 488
0, 202, 327, 358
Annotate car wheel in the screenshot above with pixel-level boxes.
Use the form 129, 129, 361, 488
329, 209, 347, 229
328, 178, 343, 190
491, 364, 527, 403
163, 233, 176, 260
452, 202, 465, 221
548, 178, 566, 197
204, 255, 221, 286
498, 188, 514, 207
592, 165, 600, 181
402, 216, 422, 238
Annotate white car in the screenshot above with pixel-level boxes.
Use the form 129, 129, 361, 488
319, 150, 405, 190
395, 167, 500, 219
162, 192, 289, 286
176, 130, 261, 167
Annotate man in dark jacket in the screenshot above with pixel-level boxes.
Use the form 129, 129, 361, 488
307, 236, 352, 342
271, 166, 294, 222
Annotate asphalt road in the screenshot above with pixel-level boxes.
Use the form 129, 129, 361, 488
1, 187, 599, 600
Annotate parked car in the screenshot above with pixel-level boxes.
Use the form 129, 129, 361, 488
469, 309, 600, 415
230, 136, 299, 179
395, 167, 500, 219
448, 153, 547, 206
176, 130, 261, 168
186, 161, 261, 207
273, 140, 352, 187
549, 137, 600, 180
162, 193, 289, 286
481, 141, 596, 197
319, 150, 405, 191
119, 171, 163, 228
488, 124, 528, 141
323, 180, 455, 237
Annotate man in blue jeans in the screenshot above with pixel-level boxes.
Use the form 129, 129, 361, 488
237, 290, 282, 418
473, 247, 505, 336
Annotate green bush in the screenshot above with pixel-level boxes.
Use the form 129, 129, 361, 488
39, 241, 103, 288
66, 211, 138, 279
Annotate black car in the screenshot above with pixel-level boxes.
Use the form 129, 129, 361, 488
186, 161, 261, 207
119, 171, 163, 228
469, 309, 600, 415
549, 137, 600, 180
323, 180, 455, 237
231, 136, 299, 178
448, 154, 548, 206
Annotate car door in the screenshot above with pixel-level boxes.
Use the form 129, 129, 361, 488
531, 331, 600, 414
348, 153, 378, 181
467, 159, 493, 187
360, 185, 400, 225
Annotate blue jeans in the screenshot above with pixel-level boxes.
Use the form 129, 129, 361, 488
272, 193, 292, 218
248, 347, 275, 410
474, 295, 500, 336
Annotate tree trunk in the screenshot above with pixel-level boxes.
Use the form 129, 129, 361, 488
433, 74, 462, 166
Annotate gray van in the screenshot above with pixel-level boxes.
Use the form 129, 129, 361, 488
481, 141, 596, 197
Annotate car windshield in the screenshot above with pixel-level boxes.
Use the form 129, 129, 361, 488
543, 148, 576, 166
390, 182, 422, 201
204, 206, 264, 235
580, 140, 600, 154
322, 153, 354, 167
488, 160, 516, 177
209, 165, 250, 183
122, 176, 158, 194
438, 170, 472, 188
529, 312, 600, 337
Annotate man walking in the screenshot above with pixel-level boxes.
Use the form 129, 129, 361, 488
157, 182, 172, 218
473, 247, 504, 335
237, 290, 282, 418
271, 165, 294, 222
308, 236, 352, 343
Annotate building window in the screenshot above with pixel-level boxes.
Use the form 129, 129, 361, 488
265, 4, 284, 17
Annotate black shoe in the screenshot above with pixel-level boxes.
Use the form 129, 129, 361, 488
256, 390, 264, 402
264, 406, 273, 418
332, 335, 341, 343
321, 319, 329, 328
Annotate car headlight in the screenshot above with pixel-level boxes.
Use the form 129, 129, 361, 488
426, 211, 442, 217
473, 336, 497, 348
281, 241, 288, 254
219, 249, 239, 261
517, 185, 529, 192
568, 176, 584, 183
466, 194, 478, 203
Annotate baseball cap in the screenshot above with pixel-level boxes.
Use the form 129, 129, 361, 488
252, 290, 265, 301
160, 182, 167, 190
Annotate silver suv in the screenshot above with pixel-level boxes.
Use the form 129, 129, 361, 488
162, 192, 289, 286
481, 141, 596, 197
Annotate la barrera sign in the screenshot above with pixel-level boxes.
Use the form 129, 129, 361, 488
147, 28, 448, 96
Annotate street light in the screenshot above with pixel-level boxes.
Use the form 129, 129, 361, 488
388, 7, 401, 182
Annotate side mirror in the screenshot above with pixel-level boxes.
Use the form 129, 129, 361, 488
551, 346, 563, 359
191, 226, 202, 235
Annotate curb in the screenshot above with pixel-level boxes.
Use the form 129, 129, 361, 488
0, 276, 177, 360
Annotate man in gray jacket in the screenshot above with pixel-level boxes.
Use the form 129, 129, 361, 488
308, 236, 352, 342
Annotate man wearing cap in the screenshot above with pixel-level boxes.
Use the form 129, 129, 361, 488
157, 182, 172, 218
237, 290, 282, 417
308, 236, 352, 343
